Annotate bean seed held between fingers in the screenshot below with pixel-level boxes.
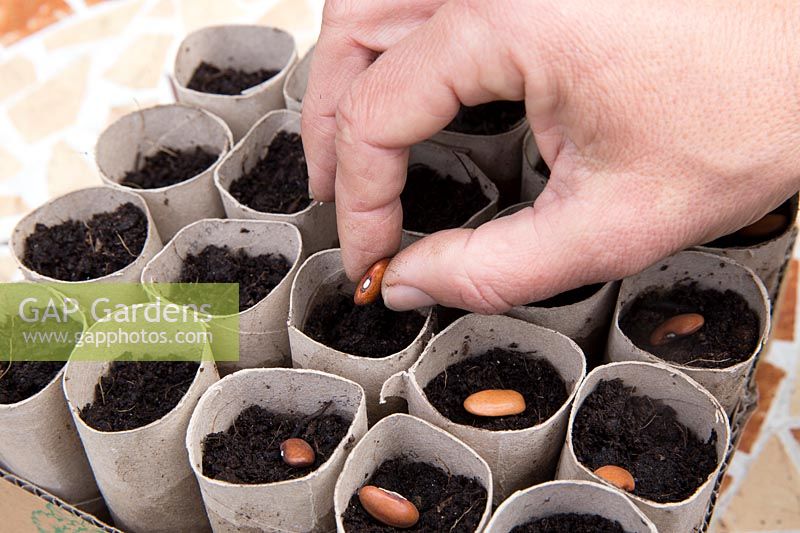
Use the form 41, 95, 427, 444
735, 213, 788, 239
649, 313, 705, 346
280, 438, 316, 468
358, 485, 420, 528
594, 465, 636, 492
354, 258, 391, 306
463, 389, 527, 417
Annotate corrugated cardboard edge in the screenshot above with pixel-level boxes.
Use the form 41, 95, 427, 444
172, 25, 298, 141
141, 218, 305, 374
287, 249, 434, 423
557, 361, 730, 533
402, 142, 499, 248
380, 314, 586, 501
1, 468, 120, 533
185, 368, 368, 533
96, 103, 234, 242
606, 250, 770, 415
283, 45, 315, 112
214, 109, 338, 254
333, 414, 494, 533
484, 480, 658, 533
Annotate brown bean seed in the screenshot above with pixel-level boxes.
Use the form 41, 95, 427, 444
594, 465, 636, 492
358, 485, 420, 528
736, 213, 788, 239
280, 438, 316, 468
649, 313, 705, 346
463, 389, 526, 417
354, 258, 391, 306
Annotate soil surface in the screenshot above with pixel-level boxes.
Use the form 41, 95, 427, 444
527, 283, 604, 308
121, 147, 217, 189
573, 379, 718, 503
229, 131, 312, 214
79, 361, 199, 431
179, 245, 291, 312
0, 362, 64, 404
619, 282, 759, 368
534, 158, 551, 178
342, 457, 487, 532
424, 348, 568, 431
202, 403, 352, 484
303, 291, 426, 357
401, 164, 488, 234
511, 513, 630, 533
187, 61, 279, 95
705, 199, 792, 247
445, 101, 526, 135
23, 203, 148, 281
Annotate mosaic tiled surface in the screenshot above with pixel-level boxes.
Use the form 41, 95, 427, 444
1, 1, 799, 531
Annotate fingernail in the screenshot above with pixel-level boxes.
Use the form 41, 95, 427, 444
383, 285, 436, 311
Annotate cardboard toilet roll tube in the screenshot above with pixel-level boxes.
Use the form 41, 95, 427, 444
283, 45, 315, 112
519, 129, 546, 202
484, 480, 658, 533
556, 361, 730, 533
491, 205, 620, 362
63, 307, 219, 533
173, 25, 298, 141
380, 314, 586, 500
96, 104, 234, 242
333, 414, 494, 532
10, 187, 162, 307
431, 118, 529, 205
401, 142, 499, 249
288, 249, 434, 423
606, 250, 770, 415
0, 284, 98, 506
695, 193, 798, 300
141, 218, 304, 374
186, 368, 368, 532
215, 109, 337, 254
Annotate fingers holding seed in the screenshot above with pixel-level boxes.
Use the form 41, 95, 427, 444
358, 485, 420, 528
354, 258, 391, 306
649, 313, 705, 346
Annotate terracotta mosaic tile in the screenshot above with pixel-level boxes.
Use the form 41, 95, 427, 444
792, 428, 800, 445
104, 33, 172, 89
8, 56, 91, 142
0, 0, 72, 46
259, 0, 315, 34
718, 473, 734, 496
0, 56, 37, 102
738, 361, 786, 453
774, 259, 798, 340
714, 436, 800, 531
44, 0, 141, 49
0, 195, 28, 217
47, 140, 100, 198
0, 146, 22, 183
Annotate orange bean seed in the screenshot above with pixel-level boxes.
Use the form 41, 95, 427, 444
463, 389, 526, 417
649, 313, 705, 346
280, 438, 316, 468
594, 465, 636, 492
358, 485, 420, 528
354, 258, 391, 306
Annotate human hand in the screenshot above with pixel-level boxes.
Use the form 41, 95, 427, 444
302, 0, 800, 313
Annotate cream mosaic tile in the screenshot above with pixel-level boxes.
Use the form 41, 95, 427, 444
0, 253, 18, 282
47, 140, 100, 197
714, 436, 800, 531
0, 146, 22, 183
259, 0, 315, 34
104, 33, 172, 89
791, 356, 800, 418
8, 56, 91, 142
0, 55, 37, 102
0, 195, 28, 217
105, 100, 160, 128
179, 0, 247, 32
44, 0, 142, 49
146, 0, 175, 18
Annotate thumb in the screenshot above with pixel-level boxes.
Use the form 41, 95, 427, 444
381, 174, 685, 313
